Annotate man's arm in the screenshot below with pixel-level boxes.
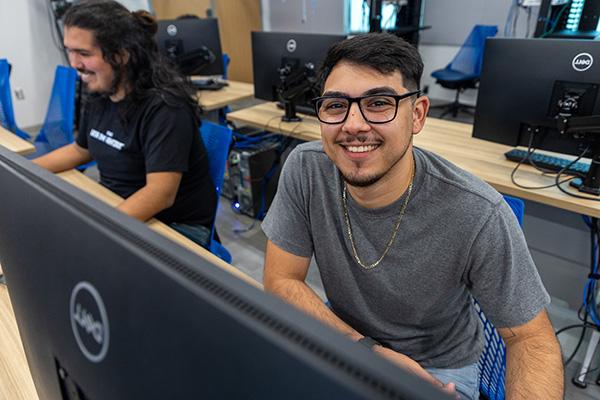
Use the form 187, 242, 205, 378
117, 171, 182, 222
32, 143, 92, 173
264, 239, 363, 339
263, 240, 457, 396
498, 309, 564, 399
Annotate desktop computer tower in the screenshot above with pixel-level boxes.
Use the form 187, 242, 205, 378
222, 140, 282, 219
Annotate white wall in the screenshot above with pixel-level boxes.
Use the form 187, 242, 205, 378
262, 0, 346, 34
0, 0, 65, 129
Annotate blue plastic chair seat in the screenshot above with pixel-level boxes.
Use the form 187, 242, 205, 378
431, 68, 478, 83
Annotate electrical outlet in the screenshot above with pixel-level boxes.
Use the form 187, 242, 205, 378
14, 88, 25, 100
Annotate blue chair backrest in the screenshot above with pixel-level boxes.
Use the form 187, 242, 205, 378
503, 195, 524, 226
35, 65, 77, 150
0, 59, 29, 139
477, 194, 524, 400
200, 121, 233, 262
448, 25, 498, 76
222, 53, 230, 80
200, 121, 232, 195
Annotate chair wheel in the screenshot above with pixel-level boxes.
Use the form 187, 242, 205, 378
572, 376, 587, 389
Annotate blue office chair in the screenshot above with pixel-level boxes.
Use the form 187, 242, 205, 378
430, 25, 498, 119
28, 65, 78, 158
0, 59, 30, 139
218, 53, 231, 126
199, 121, 233, 263
476, 194, 524, 400
222, 53, 230, 80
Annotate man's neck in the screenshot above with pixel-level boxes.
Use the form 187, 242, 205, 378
346, 150, 415, 209
109, 83, 129, 102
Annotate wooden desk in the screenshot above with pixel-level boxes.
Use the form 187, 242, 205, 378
0, 169, 261, 399
0, 285, 37, 400
227, 102, 600, 218
0, 125, 35, 156
227, 102, 321, 142
196, 80, 254, 112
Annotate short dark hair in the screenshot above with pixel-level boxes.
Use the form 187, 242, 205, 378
63, 0, 199, 122
319, 33, 423, 92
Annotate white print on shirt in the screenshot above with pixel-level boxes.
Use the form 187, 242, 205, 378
90, 129, 125, 151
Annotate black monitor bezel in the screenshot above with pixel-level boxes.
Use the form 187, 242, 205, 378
156, 18, 224, 76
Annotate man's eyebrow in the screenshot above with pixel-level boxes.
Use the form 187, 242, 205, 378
321, 90, 348, 97
321, 87, 401, 97
363, 86, 399, 96
64, 47, 89, 53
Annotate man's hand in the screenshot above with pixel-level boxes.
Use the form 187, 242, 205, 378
373, 345, 459, 399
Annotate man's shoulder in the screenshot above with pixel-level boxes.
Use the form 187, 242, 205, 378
286, 141, 328, 166
294, 140, 326, 154
415, 147, 502, 207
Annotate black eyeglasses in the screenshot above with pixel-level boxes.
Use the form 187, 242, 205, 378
312, 90, 421, 124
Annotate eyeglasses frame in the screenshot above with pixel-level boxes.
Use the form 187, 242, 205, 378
312, 90, 422, 125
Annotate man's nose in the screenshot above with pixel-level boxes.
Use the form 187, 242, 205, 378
68, 53, 82, 70
342, 102, 369, 134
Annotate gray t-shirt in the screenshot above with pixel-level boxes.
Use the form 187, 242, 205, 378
262, 141, 550, 368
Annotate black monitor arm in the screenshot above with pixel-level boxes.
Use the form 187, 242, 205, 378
277, 62, 317, 122
557, 114, 600, 195
165, 42, 216, 76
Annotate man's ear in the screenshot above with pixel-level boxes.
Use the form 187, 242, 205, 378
116, 50, 130, 66
412, 95, 430, 135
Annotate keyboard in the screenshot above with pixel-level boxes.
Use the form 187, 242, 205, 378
191, 78, 228, 91
504, 148, 589, 176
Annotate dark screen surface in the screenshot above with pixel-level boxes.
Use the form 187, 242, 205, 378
0, 147, 449, 399
156, 18, 224, 76
251, 31, 345, 105
473, 38, 600, 156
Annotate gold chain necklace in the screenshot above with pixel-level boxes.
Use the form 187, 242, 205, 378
341, 165, 415, 270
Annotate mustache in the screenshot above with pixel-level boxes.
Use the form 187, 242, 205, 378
76, 68, 93, 75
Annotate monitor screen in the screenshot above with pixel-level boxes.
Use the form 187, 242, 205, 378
535, 0, 600, 39
156, 18, 224, 76
0, 146, 449, 399
473, 38, 600, 158
251, 31, 346, 120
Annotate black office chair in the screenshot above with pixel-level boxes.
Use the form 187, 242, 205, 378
429, 25, 497, 119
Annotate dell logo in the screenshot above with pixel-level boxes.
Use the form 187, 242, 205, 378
167, 24, 178, 37
286, 39, 297, 53
572, 53, 593, 72
70, 282, 110, 363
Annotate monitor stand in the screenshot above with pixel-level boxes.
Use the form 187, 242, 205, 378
280, 101, 302, 122
561, 114, 600, 195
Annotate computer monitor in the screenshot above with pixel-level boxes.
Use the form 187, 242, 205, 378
251, 31, 346, 122
473, 37, 600, 193
156, 18, 224, 76
0, 146, 449, 399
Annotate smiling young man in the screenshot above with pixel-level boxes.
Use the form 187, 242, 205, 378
33, 0, 216, 248
262, 33, 564, 399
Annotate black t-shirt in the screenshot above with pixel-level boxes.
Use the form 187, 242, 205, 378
76, 93, 216, 227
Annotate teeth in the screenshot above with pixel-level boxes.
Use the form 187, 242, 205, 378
346, 145, 377, 153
